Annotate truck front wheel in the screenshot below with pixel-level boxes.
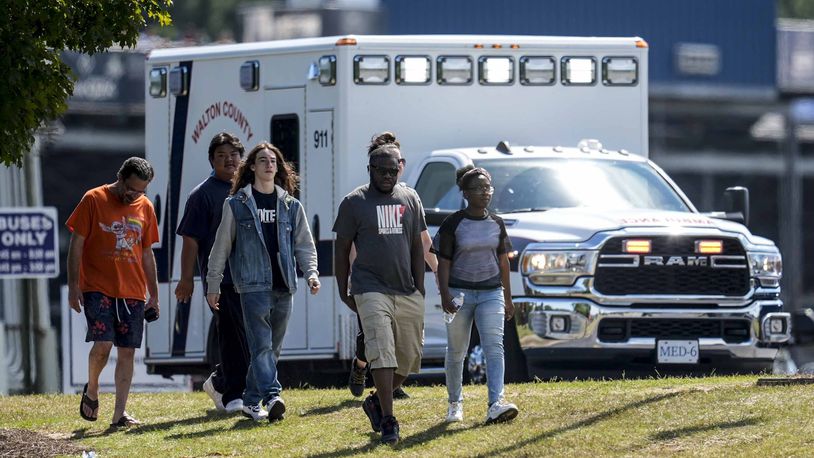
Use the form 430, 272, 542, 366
463, 316, 529, 384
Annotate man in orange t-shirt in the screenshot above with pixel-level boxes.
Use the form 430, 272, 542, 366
66, 157, 159, 428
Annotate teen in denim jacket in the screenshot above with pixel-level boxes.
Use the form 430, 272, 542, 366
207, 142, 319, 423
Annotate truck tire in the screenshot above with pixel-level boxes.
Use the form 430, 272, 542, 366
463, 324, 483, 385
503, 316, 529, 382
463, 316, 529, 384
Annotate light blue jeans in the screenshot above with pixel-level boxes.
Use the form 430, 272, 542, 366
445, 287, 505, 405
240, 290, 292, 406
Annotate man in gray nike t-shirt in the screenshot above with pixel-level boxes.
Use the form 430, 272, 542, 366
333, 142, 426, 444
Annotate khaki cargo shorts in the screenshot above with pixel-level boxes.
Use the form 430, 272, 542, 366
355, 291, 425, 376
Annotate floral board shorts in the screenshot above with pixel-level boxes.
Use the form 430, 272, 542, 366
83, 292, 145, 348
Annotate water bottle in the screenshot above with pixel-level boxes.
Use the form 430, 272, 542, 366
444, 292, 465, 324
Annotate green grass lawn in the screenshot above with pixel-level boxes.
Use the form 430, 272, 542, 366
1, 375, 814, 457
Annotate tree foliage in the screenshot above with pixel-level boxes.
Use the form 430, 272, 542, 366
0, 0, 172, 167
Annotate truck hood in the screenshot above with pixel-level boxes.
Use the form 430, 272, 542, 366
499, 207, 775, 247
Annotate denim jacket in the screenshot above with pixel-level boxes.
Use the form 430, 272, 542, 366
207, 183, 318, 295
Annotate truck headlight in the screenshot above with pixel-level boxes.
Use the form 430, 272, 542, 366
748, 252, 782, 287
521, 250, 598, 286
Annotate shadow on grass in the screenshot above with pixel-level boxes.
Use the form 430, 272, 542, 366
109, 410, 230, 436
164, 416, 269, 440
650, 416, 764, 441
301, 399, 361, 416
397, 421, 481, 450
72, 413, 226, 440
71, 426, 117, 440
306, 421, 480, 458
473, 390, 686, 457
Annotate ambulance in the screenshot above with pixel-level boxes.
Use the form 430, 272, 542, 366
143, 35, 789, 380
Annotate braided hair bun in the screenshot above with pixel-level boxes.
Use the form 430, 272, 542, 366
367, 131, 401, 155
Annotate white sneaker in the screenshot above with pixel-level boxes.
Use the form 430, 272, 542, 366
203, 374, 225, 412
265, 396, 286, 422
224, 398, 244, 414
242, 404, 268, 421
446, 401, 463, 423
485, 399, 518, 424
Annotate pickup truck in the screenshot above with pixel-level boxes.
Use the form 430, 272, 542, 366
409, 140, 791, 379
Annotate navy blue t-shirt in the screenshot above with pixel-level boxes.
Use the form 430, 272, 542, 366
176, 176, 233, 290
252, 188, 287, 291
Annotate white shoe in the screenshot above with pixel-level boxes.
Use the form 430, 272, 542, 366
446, 401, 463, 423
485, 399, 518, 424
203, 374, 225, 412
242, 404, 268, 421
265, 396, 286, 422
224, 398, 244, 414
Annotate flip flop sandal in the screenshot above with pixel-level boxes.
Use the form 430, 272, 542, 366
79, 383, 98, 422
110, 412, 142, 428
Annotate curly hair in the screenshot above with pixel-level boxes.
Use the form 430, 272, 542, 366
230, 142, 299, 195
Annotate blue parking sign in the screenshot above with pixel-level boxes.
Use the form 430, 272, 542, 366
0, 207, 59, 278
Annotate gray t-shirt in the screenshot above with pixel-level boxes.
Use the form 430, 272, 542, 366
432, 210, 511, 290
333, 183, 427, 295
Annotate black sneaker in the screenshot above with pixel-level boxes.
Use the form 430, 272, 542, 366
362, 391, 382, 432
380, 415, 400, 445
348, 357, 367, 397
392, 386, 410, 399
266, 396, 286, 422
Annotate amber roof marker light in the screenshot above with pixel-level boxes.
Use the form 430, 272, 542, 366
336, 37, 358, 46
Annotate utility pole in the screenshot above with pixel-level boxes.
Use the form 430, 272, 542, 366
24, 133, 60, 393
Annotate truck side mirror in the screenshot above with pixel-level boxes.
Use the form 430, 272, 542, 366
723, 186, 749, 227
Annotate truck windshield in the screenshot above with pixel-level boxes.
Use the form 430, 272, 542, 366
473, 158, 690, 213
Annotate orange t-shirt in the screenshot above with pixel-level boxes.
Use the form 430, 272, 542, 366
66, 185, 159, 300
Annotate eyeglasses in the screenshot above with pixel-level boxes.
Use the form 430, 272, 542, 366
466, 185, 494, 195
369, 164, 400, 177
123, 183, 146, 197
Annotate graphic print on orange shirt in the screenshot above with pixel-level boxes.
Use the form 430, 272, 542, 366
98, 216, 144, 262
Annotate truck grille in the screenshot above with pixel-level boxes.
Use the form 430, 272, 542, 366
598, 318, 751, 343
593, 236, 750, 296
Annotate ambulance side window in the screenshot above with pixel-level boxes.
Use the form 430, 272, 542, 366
414, 161, 462, 225
271, 114, 300, 199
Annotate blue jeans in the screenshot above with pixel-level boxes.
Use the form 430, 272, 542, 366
445, 287, 505, 405
240, 290, 292, 406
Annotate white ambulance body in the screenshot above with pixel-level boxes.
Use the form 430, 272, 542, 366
143, 35, 651, 376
